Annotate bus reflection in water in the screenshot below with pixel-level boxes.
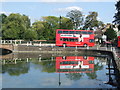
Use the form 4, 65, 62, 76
56, 56, 94, 73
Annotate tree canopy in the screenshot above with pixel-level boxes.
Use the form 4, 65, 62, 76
113, 0, 120, 30
0, 9, 106, 40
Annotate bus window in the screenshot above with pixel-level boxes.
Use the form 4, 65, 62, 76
88, 32, 93, 34
75, 31, 81, 34
75, 38, 78, 42
63, 31, 69, 34
89, 39, 94, 43
58, 30, 62, 34
81, 31, 88, 34
60, 38, 63, 41
63, 38, 68, 41
70, 31, 74, 34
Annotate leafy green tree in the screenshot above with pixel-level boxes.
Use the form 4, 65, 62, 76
60, 17, 73, 29
2, 61, 30, 76
32, 16, 73, 40
104, 27, 117, 41
83, 12, 104, 30
113, 0, 120, 30
24, 28, 38, 40
66, 9, 84, 30
32, 21, 45, 40
33, 60, 56, 73
42, 16, 59, 40
2, 13, 31, 40
65, 73, 82, 81
86, 62, 103, 79
0, 14, 7, 38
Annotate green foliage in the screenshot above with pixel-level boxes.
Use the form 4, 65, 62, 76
32, 16, 73, 40
1, 13, 31, 40
83, 12, 104, 30
113, 1, 120, 25
1, 10, 108, 40
60, 17, 73, 29
104, 27, 117, 41
24, 28, 38, 40
2, 61, 29, 76
65, 73, 82, 81
66, 9, 84, 30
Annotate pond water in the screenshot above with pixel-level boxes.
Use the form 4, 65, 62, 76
1, 53, 118, 89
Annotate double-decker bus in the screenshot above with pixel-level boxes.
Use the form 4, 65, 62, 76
56, 29, 95, 47
56, 56, 94, 73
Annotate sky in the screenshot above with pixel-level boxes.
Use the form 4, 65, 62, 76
0, 0, 118, 24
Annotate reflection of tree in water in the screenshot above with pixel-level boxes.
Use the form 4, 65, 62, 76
86, 62, 103, 79
65, 62, 103, 80
2, 61, 30, 76
65, 73, 83, 81
34, 60, 56, 73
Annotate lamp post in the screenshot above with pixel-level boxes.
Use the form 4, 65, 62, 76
59, 72, 61, 86
59, 16, 62, 29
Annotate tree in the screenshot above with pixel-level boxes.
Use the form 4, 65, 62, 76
104, 27, 117, 41
24, 28, 37, 40
66, 9, 84, 30
2, 60, 30, 76
0, 14, 7, 38
83, 12, 104, 30
32, 16, 73, 40
113, 0, 120, 30
65, 73, 82, 81
2, 13, 31, 40
42, 16, 59, 40
60, 17, 73, 29
32, 21, 45, 40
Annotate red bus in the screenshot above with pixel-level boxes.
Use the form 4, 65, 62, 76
56, 56, 94, 73
56, 29, 95, 47
118, 36, 120, 47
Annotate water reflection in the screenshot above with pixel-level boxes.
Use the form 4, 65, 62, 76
1, 54, 119, 88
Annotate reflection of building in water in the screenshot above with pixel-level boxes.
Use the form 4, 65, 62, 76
56, 56, 94, 73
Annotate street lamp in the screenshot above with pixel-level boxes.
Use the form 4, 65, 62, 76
59, 16, 62, 29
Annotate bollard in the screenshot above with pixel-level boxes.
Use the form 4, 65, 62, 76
20, 40, 22, 44
39, 42, 41, 47
87, 46, 89, 49
63, 44, 65, 48
10, 40, 12, 44
76, 46, 77, 50
111, 47, 112, 51
15, 40, 17, 45
3, 40, 5, 44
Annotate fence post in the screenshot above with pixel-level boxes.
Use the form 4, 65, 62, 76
3, 40, 5, 44
39, 42, 41, 47
20, 40, 22, 44
76, 46, 77, 50
10, 40, 12, 44
15, 40, 17, 45
27, 42, 29, 46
